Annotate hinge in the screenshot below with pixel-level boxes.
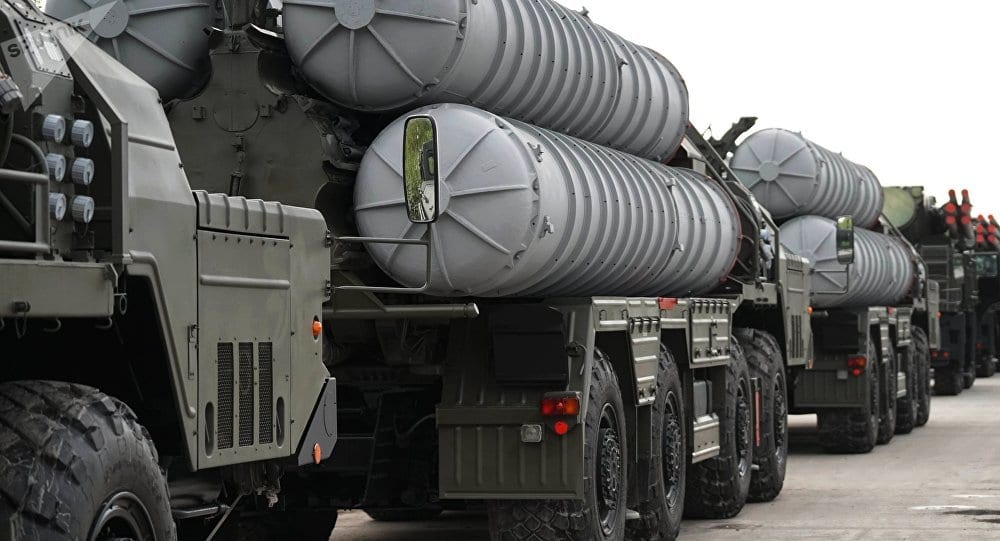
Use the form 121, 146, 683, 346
187, 324, 198, 379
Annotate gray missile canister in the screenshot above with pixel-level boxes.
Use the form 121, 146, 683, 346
283, 0, 689, 161
354, 104, 739, 297
731, 128, 884, 227
780, 215, 915, 308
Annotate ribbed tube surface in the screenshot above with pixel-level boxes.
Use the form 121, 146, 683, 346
42, 0, 214, 100
730, 128, 884, 227
353, 104, 738, 297
282, 0, 689, 160
780, 216, 915, 308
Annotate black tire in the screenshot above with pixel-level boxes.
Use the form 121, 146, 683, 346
488, 349, 627, 541
0, 381, 174, 540
894, 344, 917, 435
934, 365, 963, 396
963, 367, 976, 389
817, 342, 879, 454
627, 345, 685, 541
365, 507, 443, 522
683, 339, 752, 519
976, 357, 997, 378
912, 327, 932, 427
876, 340, 897, 446
733, 329, 787, 503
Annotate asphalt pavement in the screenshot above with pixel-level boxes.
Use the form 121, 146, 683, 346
330, 376, 1000, 540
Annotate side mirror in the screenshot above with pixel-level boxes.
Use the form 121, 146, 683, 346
975, 254, 999, 278
403, 115, 440, 223
836, 215, 855, 265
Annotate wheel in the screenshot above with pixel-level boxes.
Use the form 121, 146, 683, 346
963, 367, 976, 389
876, 341, 897, 445
976, 356, 997, 378
912, 327, 932, 427
934, 365, 963, 396
817, 343, 879, 454
684, 339, 752, 519
627, 345, 685, 541
894, 345, 917, 435
0, 381, 174, 540
733, 329, 787, 503
365, 507, 443, 522
488, 349, 627, 541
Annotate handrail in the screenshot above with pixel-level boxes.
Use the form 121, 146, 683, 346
334, 229, 434, 294
0, 138, 52, 256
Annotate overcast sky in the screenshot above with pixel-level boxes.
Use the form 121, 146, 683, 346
559, 0, 999, 213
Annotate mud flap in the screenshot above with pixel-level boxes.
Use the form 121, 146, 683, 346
752, 376, 762, 454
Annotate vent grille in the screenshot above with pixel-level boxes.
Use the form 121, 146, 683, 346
258, 342, 274, 445
217, 343, 234, 450
791, 315, 804, 359
238, 342, 255, 447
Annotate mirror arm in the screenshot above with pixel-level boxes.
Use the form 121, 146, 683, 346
335, 228, 435, 294
817, 262, 852, 296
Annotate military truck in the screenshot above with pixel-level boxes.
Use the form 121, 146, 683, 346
0, 4, 339, 540
884, 186, 984, 394
27, 0, 817, 538
730, 128, 937, 453
971, 232, 1000, 378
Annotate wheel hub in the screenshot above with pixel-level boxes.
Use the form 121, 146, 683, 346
89, 491, 155, 541
597, 404, 623, 535
662, 393, 683, 507
599, 427, 622, 509
773, 377, 787, 463
736, 383, 752, 478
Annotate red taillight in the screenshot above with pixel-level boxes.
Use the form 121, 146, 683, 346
553, 420, 569, 436
658, 297, 678, 310
977, 342, 984, 350
931, 351, 939, 358
943, 351, 950, 359
541, 395, 580, 417
847, 356, 867, 376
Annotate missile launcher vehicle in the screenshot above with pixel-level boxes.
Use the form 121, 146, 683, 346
969, 214, 1000, 378
884, 186, 996, 392
732, 126, 938, 453
0, 2, 338, 540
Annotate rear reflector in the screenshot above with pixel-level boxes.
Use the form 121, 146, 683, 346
658, 297, 679, 310
541, 394, 580, 416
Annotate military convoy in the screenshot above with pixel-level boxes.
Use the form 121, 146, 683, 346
0, 0, 985, 539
